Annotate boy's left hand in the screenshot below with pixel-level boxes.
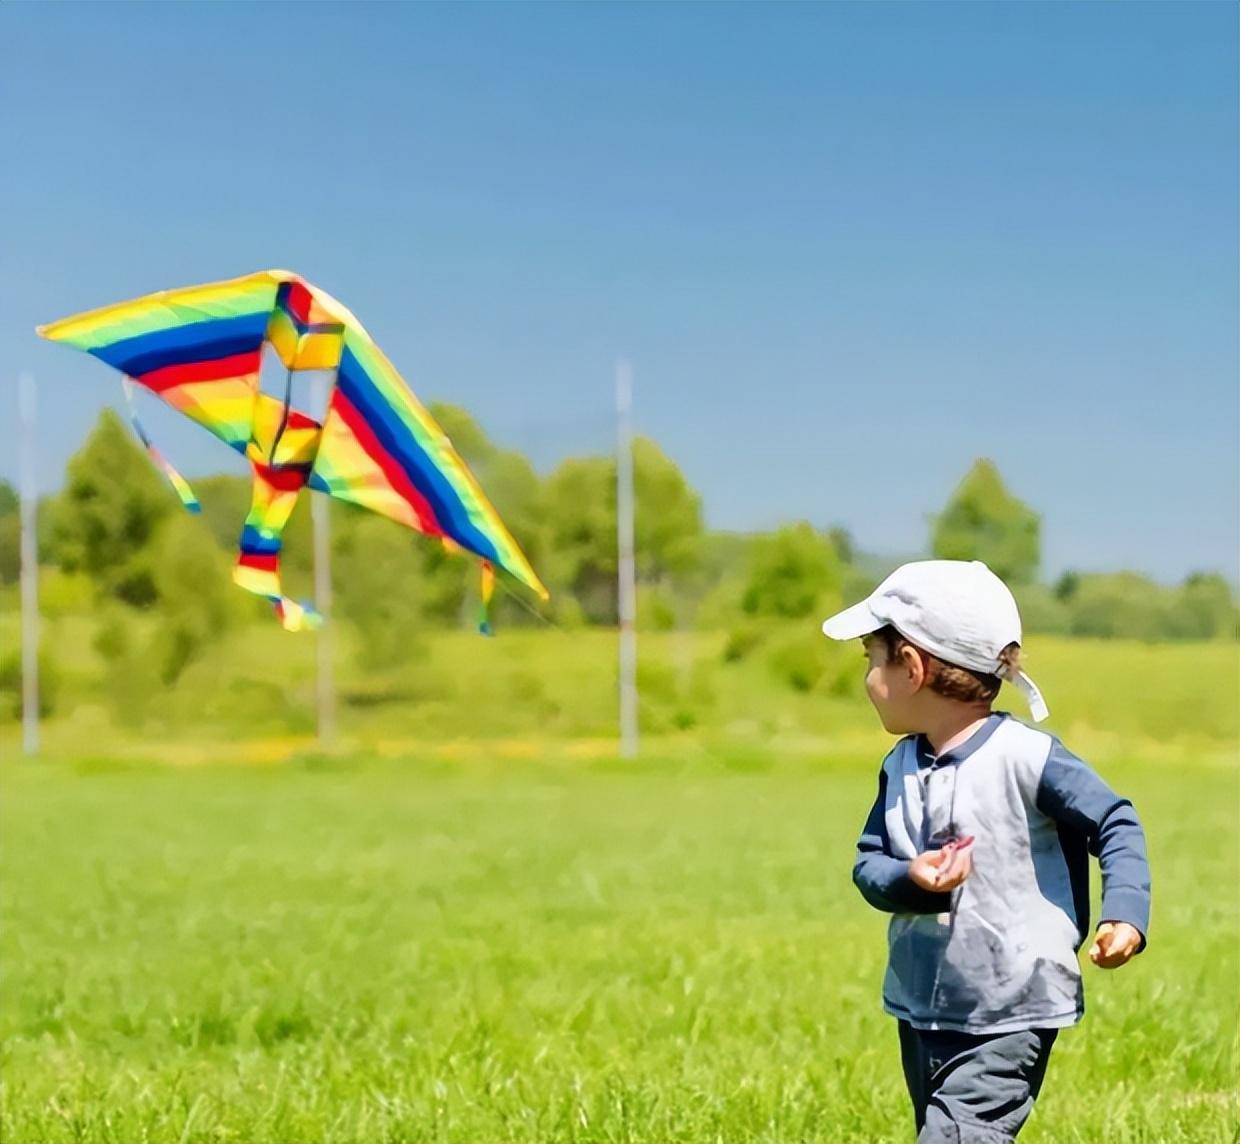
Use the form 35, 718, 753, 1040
1089, 922, 1143, 968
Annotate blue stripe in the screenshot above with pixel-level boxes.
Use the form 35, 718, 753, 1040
239, 525, 282, 555
334, 348, 500, 563
93, 312, 270, 377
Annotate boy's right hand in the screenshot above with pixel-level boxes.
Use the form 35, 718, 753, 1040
908, 839, 974, 892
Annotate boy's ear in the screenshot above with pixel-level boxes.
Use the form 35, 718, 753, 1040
898, 644, 929, 692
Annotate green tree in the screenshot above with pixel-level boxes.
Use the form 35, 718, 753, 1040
1170, 573, 1238, 640
49, 410, 174, 604
931, 459, 1040, 584
1066, 572, 1173, 641
333, 516, 426, 671
741, 523, 844, 620
0, 479, 18, 585
192, 474, 253, 553
543, 438, 703, 624
151, 514, 238, 683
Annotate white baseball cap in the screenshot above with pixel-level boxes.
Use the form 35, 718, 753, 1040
821, 559, 1049, 722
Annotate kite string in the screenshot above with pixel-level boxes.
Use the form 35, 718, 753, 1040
492, 572, 568, 633
121, 377, 201, 512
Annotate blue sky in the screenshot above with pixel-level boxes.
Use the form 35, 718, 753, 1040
2, 2, 1236, 581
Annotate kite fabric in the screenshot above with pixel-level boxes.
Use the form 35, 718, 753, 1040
38, 270, 549, 630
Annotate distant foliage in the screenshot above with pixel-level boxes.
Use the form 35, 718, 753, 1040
742, 523, 843, 620
1055, 570, 1239, 642
543, 437, 703, 624
0, 648, 59, 719
0, 480, 18, 586
49, 410, 174, 601
932, 459, 1040, 584
333, 516, 427, 672
26, 412, 1238, 654
151, 514, 238, 684
766, 634, 826, 693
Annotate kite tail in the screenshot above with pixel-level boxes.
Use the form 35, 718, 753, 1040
479, 560, 496, 636
234, 463, 320, 631
122, 377, 200, 512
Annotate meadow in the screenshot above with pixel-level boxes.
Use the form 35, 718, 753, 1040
1, 744, 1237, 1143
1, 624, 1237, 1142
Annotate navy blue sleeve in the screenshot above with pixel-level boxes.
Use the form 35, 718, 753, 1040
1036, 742, 1152, 945
853, 765, 952, 915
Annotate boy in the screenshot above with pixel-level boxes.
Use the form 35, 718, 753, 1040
822, 560, 1150, 1144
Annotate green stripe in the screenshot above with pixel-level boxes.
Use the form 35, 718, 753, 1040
64, 278, 278, 351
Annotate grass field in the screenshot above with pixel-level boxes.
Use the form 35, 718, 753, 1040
2, 750, 1236, 1143
6, 621, 1238, 764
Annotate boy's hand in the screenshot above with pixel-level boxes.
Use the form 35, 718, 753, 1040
1089, 922, 1143, 968
908, 838, 974, 892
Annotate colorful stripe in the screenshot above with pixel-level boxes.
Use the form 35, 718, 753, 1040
312, 328, 548, 599
479, 561, 496, 636
38, 268, 549, 628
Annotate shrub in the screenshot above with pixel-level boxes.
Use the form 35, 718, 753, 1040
0, 648, 60, 719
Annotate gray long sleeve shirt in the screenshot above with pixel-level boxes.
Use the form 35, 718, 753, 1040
853, 713, 1151, 1034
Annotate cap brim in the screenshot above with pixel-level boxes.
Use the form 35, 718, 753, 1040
821, 601, 884, 641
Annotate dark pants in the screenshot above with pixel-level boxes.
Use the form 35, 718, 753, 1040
898, 1021, 1058, 1143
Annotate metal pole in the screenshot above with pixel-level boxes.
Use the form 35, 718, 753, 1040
311, 375, 335, 745
616, 360, 638, 759
19, 373, 39, 756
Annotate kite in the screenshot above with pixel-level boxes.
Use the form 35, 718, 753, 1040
38, 270, 548, 631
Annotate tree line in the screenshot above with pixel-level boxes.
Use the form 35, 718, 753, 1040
0, 405, 1235, 702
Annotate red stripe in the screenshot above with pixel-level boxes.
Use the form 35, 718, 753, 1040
285, 408, 320, 430
138, 351, 261, 393
284, 281, 314, 324
333, 390, 444, 536
252, 462, 311, 492
239, 553, 279, 572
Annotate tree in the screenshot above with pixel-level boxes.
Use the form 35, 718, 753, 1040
151, 513, 238, 683
543, 438, 703, 624
0, 480, 18, 585
826, 526, 856, 567
49, 410, 173, 604
1065, 572, 1173, 641
333, 515, 426, 671
931, 459, 1040, 584
741, 523, 844, 620
192, 474, 253, 554
1170, 573, 1237, 640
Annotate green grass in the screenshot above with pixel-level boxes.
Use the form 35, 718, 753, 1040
2, 752, 1236, 1143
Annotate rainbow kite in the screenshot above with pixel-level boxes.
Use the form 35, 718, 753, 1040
38, 270, 548, 631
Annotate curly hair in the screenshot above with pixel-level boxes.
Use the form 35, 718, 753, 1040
870, 625, 1022, 705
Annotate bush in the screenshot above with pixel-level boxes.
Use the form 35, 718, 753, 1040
767, 635, 826, 694
1169, 573, 1237, 640
1066, 573, 1176, 642
39, 569, 95, 619
334, 518, 426, 671
636, 584, 677, 632
151, 515, 238, 683
723, 624, 765, 664
0, 648, 60, 720
1014, 583, 1071, 635
742, 524, 843, 620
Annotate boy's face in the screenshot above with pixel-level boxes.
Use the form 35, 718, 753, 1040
861, 633, 925, 735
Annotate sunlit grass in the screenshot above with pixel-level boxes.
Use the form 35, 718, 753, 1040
1, 752, 1235, 1143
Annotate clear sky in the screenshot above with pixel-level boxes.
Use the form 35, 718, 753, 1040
2, 2, 1236, 581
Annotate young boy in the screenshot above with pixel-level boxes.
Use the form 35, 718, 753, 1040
822, 560, 1151, 1144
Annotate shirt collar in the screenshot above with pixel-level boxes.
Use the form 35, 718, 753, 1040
916, 712, 1008, 769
